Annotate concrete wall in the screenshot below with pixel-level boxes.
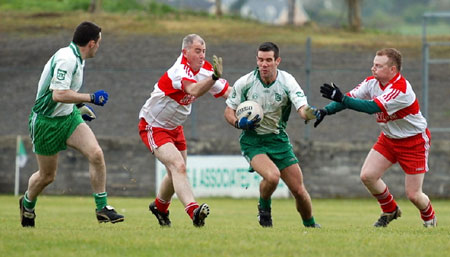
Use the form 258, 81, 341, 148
1, 135, 449, 198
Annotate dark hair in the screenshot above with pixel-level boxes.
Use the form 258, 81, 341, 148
72, 21, 101, 46
376, 48, 402, 71
258, 42, 279, 59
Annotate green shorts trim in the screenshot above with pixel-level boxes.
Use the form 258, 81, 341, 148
239, 130, 298, 171
29, 108, 84, 155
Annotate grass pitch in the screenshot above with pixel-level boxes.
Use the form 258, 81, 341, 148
1, 195, 449, 257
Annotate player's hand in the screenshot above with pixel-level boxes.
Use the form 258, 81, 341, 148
91, 90, 109, 106
212, 55, 223, 80
303, 105, 317, 124
235, 112, 261, 130
314, 109, 328, 128
76, 103, 96, 121
320, 83, 344, 102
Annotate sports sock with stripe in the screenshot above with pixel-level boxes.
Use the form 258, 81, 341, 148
155, 197, 171, 214
373, 186, 397, 213
93, 192, 108, 211
185, 202, 199, 219
23, 191, 37, 210
420, 201, 435, 221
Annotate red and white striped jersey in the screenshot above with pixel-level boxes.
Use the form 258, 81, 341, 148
348, 73, 427, 139
139, 53, 229, 129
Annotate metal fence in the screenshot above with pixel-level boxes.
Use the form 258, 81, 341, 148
422, 12, 450, 133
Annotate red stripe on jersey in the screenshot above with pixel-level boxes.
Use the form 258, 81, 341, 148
374, 98, 387, 114
364, 76, 375, 83
375, 98, 420, 123
158, 73, 196, 105
203, 60, 213, 71
158, 72, 178, 96
383, 89, 400, 102
390, 73, 407, 93
214, 80, 229, 98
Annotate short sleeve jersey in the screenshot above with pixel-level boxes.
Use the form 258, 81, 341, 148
139, 53, 229, 129
348, 73, 427, 138
226, 68, 308, 135
32, 42, 85, 117
33, 42, 84, 117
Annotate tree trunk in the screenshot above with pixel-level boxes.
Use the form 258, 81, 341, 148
288, 0, 296, 25
215, 0, 223, 17
347, 0, 361, 31
88, 0, 102, 13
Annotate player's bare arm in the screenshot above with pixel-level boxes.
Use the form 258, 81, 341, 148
298, 104, 317, 121
224, 106, 237, 126
183, 54, 223, 97
52, 89, 91, 103
183, 78, 216, 97
52, 89, 109, 106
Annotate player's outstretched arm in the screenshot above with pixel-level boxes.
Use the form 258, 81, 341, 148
299, 105, 317, 122
52, 89, 92, 103
184, 55, 224, 97
320, 82, 381, 114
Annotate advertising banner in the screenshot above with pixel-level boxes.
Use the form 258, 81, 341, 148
156, 155, 289, 198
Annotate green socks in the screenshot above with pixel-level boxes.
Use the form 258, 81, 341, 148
259, 197, 271, 210
93, 192, 108, 211
303, 216, 316, 227
23, 191, 37, 210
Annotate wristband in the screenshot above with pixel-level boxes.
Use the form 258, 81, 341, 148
234, 120, 239, 129
90, 94, 95, 103
76, 103, 85, 108
212, 74, 219, 81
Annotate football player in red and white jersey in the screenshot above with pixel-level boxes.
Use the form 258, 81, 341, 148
138, 34, 231, 227
314, 48, 436, 228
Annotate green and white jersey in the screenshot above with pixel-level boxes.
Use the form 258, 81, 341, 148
32, 42, 85, 117
226, 68, 308, 135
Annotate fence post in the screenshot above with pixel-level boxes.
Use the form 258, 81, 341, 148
304, 37, 312, 141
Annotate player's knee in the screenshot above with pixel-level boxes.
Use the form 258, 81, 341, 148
88, 147, 105, 165
38, 171, 56, 185
406, 190, 421, 204
265, 173, 280, 187
171, 161, 187, 174
291, 185, 308, 199
360, 171, 375, 185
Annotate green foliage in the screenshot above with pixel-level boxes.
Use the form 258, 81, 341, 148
0, 0, 89, 11
1, 196, 450, 257
0, 0, 177, 14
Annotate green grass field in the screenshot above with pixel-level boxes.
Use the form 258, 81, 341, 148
1, 195, 449, 257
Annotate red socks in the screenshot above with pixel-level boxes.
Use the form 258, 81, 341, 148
185, 202, 199, 219
373, 187, 398, 213
155, 197, 171, 214
420, 201, 435, 221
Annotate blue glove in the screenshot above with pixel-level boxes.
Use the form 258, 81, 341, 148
235, 112, 261, 130
90, 90, 109, 106
76, 103, 96, 121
